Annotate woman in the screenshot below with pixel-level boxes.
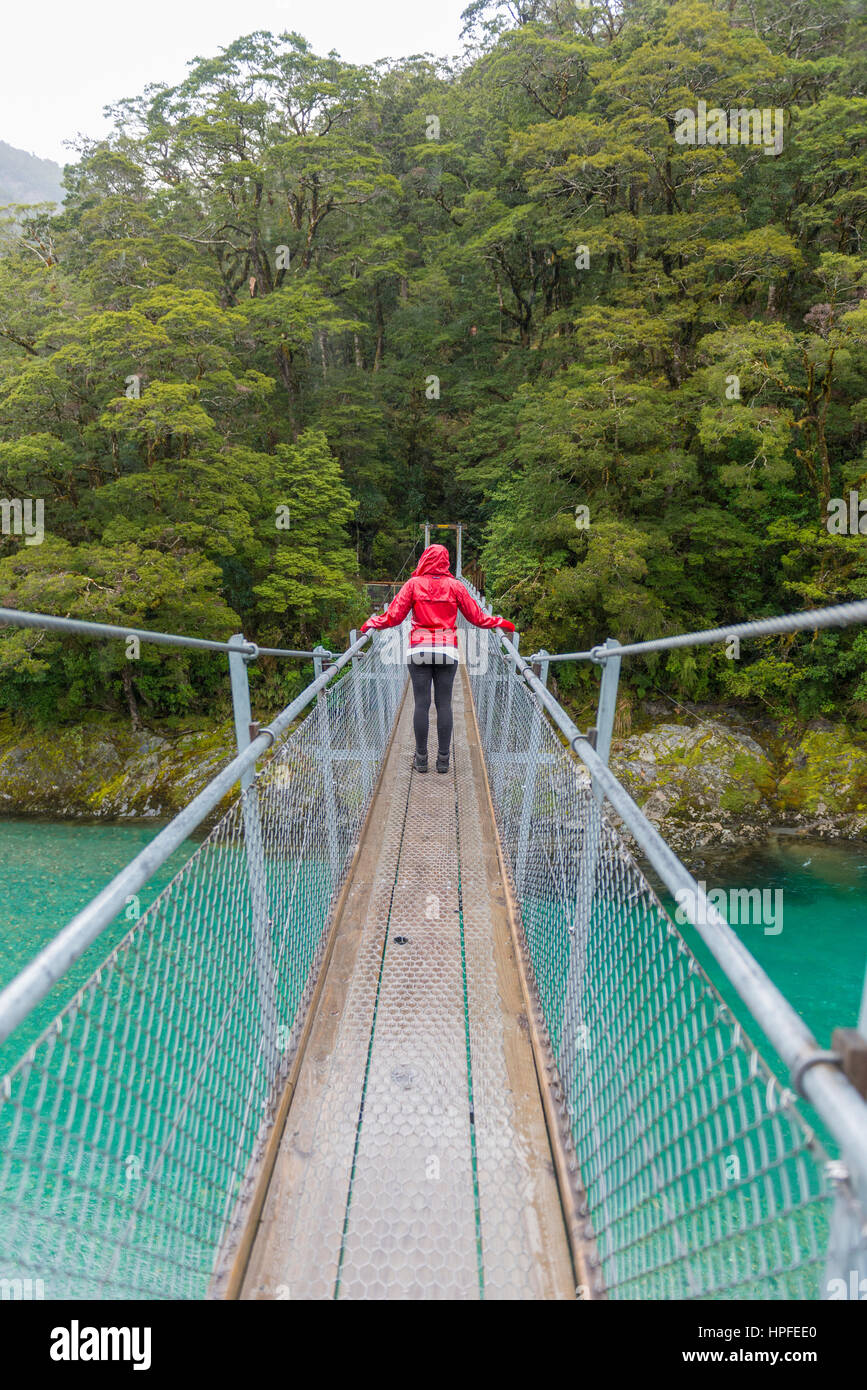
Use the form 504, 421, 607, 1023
360, 544, 515, 773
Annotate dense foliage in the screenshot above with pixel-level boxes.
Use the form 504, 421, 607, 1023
1, 0, 866, 726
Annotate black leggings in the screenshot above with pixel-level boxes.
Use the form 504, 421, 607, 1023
409, 661, 457, 757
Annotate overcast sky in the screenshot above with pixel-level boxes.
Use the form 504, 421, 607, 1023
4, 0, 470, 166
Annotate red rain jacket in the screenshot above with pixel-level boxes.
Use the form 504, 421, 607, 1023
360, 544, 515, 650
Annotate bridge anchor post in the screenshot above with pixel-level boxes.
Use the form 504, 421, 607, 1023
560, 639, 622, 1215
516, 648, 548, 892
590, 638, 621, 793
494, 629, 519, 809
824, 996, 867, 1295
350, 630, 374, 804
314, 645, 342, 892
228, 635, 280, 1088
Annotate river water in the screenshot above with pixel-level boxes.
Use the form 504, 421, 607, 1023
666, 834, 866, 1050
0, 819, 863, 1299
1, 820, 863, 1081
0, 818, 196, 1076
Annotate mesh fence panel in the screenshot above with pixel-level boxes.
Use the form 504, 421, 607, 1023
0, 633, 407, 1300
459, 615, 832, 1300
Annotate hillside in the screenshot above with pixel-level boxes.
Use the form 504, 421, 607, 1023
0, 0, 864, 736
0, 140, 65, 207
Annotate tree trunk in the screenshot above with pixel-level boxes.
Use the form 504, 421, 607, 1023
122, 664, 142, 732
373, 295, 385, 372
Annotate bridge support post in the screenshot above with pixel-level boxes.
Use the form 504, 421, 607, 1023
377, 659, 389, 751
424, 520, 430, 549
228, 635, 279, 1085
560, 640, 622, 1167
350, 630, 374, 804
824, 1167, 867, 1299
364, 631, 389, 752
824, 974, 867, 1295
494, 630, 518, 808
516, 648, 548, 892
482, 598, 497, 749
589, 638, 621, 793
456, 522, 463, 578
314, 645, 342, 892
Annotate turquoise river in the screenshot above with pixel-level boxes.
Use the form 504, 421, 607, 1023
0, 819, 863, 1125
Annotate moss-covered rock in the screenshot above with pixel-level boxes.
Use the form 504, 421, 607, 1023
2, 708, 866, 852
777, 728, 867, 816
609, 721, 776, 851
0, 718, 238, 819
771, 727, 867, 840
601, 717, 867, 849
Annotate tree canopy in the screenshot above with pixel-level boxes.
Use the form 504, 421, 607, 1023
1, 2, 865, 726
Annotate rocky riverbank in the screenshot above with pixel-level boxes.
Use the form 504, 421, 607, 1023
608, 717, 867, 855
0, 716, 238, 821
0, 710, 865, 852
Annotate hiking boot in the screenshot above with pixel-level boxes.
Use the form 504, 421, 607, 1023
436, 752, 450, 774
414, 751, 428, 773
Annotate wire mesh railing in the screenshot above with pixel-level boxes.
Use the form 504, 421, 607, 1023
0, 630, 407, 1300
3, 576, 865, 1303
459, 609, 847, 1300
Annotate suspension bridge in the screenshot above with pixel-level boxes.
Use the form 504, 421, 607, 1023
0, 574, 866, 1301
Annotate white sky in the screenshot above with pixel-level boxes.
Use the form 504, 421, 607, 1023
3, 0, 471, 166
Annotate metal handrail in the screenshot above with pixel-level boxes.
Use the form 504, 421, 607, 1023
531, 597, 867, 664
0, 606, 333, 660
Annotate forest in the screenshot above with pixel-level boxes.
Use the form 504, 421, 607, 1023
0, 0, 865, 730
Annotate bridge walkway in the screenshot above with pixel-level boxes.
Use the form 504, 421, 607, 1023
239, 666, 575, 1300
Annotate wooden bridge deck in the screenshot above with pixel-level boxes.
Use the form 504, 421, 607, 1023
238, 666, 575, 1300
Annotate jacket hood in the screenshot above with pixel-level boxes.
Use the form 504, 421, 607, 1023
413, 544, 452, 577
